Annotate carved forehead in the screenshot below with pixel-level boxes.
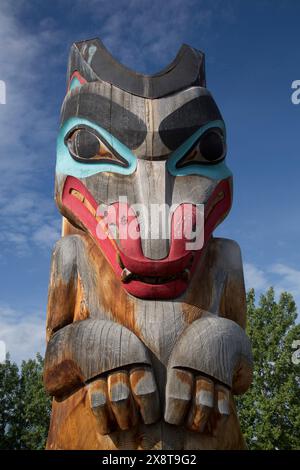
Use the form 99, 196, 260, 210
61, 82, 222, 156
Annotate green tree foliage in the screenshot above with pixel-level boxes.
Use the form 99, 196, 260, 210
0, 353, 51, 449
19, 353, 52, 449
237, 288, 300, 449
0, 354, 20, 449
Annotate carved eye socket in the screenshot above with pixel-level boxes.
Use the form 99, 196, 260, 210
199, 130, 225, 161
65, 127, 128, 167
176, 128, 226, 168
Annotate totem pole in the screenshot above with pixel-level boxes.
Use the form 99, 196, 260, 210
44, 38, 253, 450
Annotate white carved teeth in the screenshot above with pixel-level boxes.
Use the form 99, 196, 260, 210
120, 265, 192, 284
121, 268, 133, 283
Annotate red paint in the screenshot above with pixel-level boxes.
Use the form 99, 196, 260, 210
67, 71, 87, 91
62, 176, 232, 300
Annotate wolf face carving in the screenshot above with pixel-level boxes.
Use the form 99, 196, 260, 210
44, 39, 253, 450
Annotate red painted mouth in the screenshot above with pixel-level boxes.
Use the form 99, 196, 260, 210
61, 176, 232, 300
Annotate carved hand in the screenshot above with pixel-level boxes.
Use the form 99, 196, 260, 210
44, 319, 160, 434
164, 314, 253, 434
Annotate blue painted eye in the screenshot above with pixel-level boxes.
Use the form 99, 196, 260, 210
65, 126, 129, 168
67, 128, 100, 160
167, 120, 232, 179
176, 128, 226, 169
56, 117, 137, 177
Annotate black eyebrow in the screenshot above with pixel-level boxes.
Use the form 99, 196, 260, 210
159, 96, 223, 150
61, 92, 147, 150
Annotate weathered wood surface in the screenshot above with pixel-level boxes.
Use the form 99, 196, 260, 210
44, 38, 253, 450
44, 319, 151, 398
168, 315, 252, 391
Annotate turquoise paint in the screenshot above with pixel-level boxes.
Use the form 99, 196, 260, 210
56, 117, 231, 180
56, 117, 137, 177
69, 76, 82, 91
167, 120, 232, 180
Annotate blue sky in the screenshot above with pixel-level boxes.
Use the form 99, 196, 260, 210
0, 0, 299, 362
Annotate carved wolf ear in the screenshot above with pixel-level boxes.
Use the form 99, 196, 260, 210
67, 38, 206, 98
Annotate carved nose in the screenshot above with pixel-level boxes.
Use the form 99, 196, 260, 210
138, 204, 171, 260
134, 160, 172, 260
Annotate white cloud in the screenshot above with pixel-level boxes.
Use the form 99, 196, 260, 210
0, 1, 61, 254
0, 188, 60, 254
269, 264, 300, 302
244, 262, 269, 291
0, 304, 45, 364
74, 0, 231, 72
244, 262, 300, 312
33, 221, 61, 249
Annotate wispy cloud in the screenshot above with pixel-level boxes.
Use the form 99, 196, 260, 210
244, 262, 300, 311
0, 304, 45, 364
269, 264, 300, 303
0, 1, 61, 254
244, 262, 269, 291
73, 0, 233, 72
0, 189, 60, 255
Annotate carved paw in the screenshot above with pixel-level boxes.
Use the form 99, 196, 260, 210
164, 314, 253, 434
88, 365, 160, 435
44, 319, 161, 432
165, 368, 230, 434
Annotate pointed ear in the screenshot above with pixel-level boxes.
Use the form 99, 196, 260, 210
68, 71, 86, 91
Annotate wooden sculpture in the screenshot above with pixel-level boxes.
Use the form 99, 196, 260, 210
44, 38, 253, 450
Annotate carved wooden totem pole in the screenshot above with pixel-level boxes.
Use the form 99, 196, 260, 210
44, 38, 253, 450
